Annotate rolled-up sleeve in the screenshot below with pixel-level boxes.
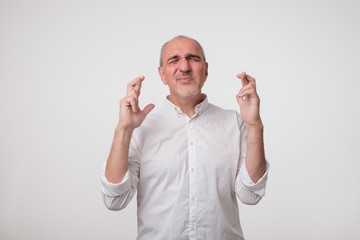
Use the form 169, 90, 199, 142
235, 111, 270, 205
100, 165, 131, 197
100, 134, 140, 211
235, 160, 270, 205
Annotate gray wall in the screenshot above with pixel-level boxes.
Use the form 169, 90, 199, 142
1, 0, 359, 239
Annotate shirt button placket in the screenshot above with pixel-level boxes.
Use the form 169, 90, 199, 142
188, 119, 197, 239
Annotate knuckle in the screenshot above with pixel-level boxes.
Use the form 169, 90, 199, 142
130, 88, 139, 96
120, 97, 127, 104
126, 91, 137, 99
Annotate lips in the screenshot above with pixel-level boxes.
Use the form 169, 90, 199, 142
177, 76, 193, 83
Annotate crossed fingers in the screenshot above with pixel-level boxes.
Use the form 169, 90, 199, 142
124, 76, 144, 112
237, 72, 258, 100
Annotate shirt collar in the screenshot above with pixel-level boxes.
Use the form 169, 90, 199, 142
163, 94, 209, 118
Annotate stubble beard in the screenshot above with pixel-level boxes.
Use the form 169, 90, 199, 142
174, 73, 201, 98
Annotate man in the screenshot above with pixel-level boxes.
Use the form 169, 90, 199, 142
101, 35, 269, 240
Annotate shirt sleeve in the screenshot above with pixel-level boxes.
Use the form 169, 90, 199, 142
100, 132, 141, 211
234, 111, 270, 205
235, 160, 270, 205
100, 164, 131, 197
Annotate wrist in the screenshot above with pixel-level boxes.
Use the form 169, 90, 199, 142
115, 123, 135, 135
246, 120, 264, 131
246, 121, 264, 146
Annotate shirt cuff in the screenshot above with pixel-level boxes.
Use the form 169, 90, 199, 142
100, 162, 131, 197
240, 160, 270, 197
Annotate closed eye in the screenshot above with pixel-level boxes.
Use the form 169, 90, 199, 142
166, 54, 202, 64
167, 55, 179, 64
169, 59, 179, 64
187, 54, 201, 62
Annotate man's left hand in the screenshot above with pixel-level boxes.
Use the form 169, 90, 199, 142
236, 72, 262, 126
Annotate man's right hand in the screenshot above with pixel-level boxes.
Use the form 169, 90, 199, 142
118, 76, 155, 131
105, 76, 154, 183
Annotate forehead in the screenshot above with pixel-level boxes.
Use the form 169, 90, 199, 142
163, 38, 202, 58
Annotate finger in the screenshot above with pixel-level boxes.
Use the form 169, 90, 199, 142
239, 88, 256, 97
238, 89, 259, 101
127, 76, 145, 94
237, 72, 248, 87
135, 80, 142, 94
126, 80, 143, 103
245, 73, 255, 82
245, 74, 256, 89
126, 88, 140, 103
134, 76, 144, 93
126, 96, 138, 112
236, 93, 245, 107
127, 85, 141, 99
238, 83, 255, 95
127, 76, 144, 94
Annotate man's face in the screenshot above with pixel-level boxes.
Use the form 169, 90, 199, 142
158, 37, 208, 100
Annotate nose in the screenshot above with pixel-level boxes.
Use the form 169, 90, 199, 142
179, 58, 191, 72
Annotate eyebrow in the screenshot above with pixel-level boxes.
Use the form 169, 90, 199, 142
166, 53, 202, 63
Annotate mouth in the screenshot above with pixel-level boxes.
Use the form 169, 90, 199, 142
177, 76, 193, 83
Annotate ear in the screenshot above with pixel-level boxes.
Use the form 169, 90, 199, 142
158, 66, 168, 85
204, 62, 209, 81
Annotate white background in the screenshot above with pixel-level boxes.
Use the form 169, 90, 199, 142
1, 0, 359, 239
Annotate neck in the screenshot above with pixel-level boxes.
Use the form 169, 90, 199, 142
168, 93, 204, 117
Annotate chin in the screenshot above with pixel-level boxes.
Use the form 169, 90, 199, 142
177, 89, 201, 98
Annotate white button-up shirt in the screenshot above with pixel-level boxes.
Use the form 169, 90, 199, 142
101, 96, 269, 240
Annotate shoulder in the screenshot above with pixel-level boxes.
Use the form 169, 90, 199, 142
206, 103, 238, 118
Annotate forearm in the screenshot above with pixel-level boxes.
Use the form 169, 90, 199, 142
245, 121, 266, 183
105, 125, 134, 183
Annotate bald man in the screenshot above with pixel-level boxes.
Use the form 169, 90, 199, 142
101, 36, 269, 240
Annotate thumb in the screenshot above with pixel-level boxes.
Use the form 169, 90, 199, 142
141, 104, 155, 117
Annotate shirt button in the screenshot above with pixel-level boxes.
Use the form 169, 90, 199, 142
191, 225, 195, 231
191, 168, 195, 172
192, 196, 195, 201
190, 141, 194, 146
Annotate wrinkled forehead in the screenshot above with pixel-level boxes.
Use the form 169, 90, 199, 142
163, 38, 203, 59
